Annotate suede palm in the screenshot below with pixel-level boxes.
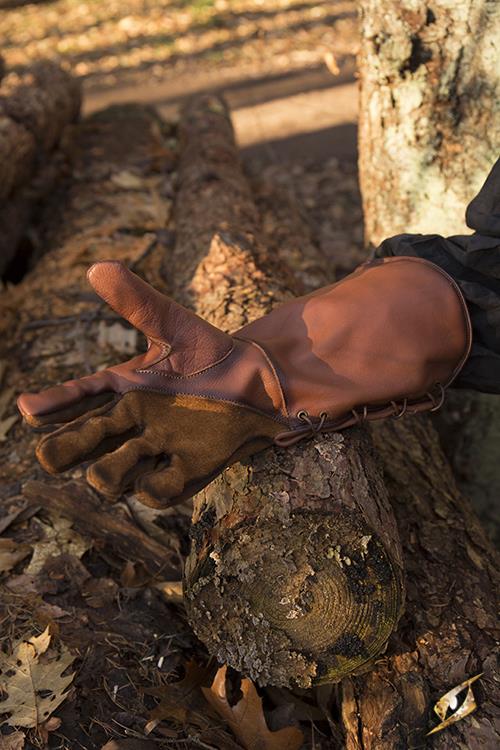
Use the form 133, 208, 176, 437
35, 391, 280, 508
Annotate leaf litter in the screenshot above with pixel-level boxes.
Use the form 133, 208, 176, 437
202, 665, 304, 750
0, 626, 75, 729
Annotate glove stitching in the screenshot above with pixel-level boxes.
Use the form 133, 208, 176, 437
115, 385, 290, 426
135, 340, 235, 379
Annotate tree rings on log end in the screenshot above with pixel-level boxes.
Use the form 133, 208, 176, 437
184, 508, 404, 688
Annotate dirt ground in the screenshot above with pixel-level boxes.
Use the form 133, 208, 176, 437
0, 2, 496, 749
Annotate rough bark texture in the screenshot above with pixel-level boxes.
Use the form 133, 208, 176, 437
358, 3, 500, 537
0, 61, 81, 275
173, 95, 405, 689
342, 3, 500, 746
1, 104, 181, 583
359, 0, 499, 245
342, 417, 500, 749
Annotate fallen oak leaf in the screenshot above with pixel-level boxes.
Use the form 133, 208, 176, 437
0, 626, 75, 728
202, 666, 303, 750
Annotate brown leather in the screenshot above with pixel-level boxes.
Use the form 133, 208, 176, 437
18, 257, 472, 505
237, 256, 472, 444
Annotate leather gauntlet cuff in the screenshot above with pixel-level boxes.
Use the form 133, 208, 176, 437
238, 257, 473, 447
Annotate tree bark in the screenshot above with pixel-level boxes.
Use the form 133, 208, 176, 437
2, 104, 181, 572
173, 95, 405, 689
341, 3, 500, 746
0, 61, 81, 275
358, 0, 499, 245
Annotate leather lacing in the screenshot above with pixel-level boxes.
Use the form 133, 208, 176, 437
275, 383, 446, 447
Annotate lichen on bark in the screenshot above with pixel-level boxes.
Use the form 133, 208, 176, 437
185, 434, 403, 688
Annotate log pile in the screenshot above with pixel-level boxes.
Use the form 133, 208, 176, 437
0, 89, 497, 747
0, 61, 81, 275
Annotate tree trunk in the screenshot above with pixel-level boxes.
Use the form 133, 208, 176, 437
174, 95, 405, 689
358, 0, 499, 245
341, 3, 500, 746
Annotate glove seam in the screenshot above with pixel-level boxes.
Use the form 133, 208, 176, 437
135, 340, 236, 379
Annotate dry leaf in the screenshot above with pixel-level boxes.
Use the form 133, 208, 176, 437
427, 673, 483, 735
202, 666, 303, 750
0, 539, 32, 575
153, 580, 183, 603
38, 715, 61, 745
0, 626, 75, 728
97, 322, 137, 354
111, 170, 147, 190
25, 515, 90, 575
0, 731, 25, 750
146, 660, 212, 732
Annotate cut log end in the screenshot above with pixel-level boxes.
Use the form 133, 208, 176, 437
185, 464, 404, 688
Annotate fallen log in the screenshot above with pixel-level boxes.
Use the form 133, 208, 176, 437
23, 480, 177, 576
174, 95, 499, 744
167, 95, 405, 689
0, 61, 81, 202
1, 104, 180, 571
341, 416, 500, 748
0, 105, 197, 749
0, 61, 81, 275
250, 145, 500, 744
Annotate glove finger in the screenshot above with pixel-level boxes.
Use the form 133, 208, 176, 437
86, 435, 158, 498
87, 261, 232, 371
87, 260, 176, 341
134, 454, 186, 509
18, 370, 115, 427
36, 397, 135, 474
21, 392, 115, 429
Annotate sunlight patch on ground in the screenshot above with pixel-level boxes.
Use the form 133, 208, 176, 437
233, 80, 357, 149
3, 0, 358, 90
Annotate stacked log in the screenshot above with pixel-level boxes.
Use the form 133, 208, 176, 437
169, 95, 406, 689
0, 61, 81, 276
174, 96, 499, 746
2, 88, 497, 746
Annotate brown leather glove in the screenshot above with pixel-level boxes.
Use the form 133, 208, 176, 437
18, 257, 471, 508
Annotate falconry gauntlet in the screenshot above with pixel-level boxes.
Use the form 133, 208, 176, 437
18, 257, 471, 508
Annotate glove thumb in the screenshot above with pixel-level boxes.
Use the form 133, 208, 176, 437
88, 261, 232, 374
